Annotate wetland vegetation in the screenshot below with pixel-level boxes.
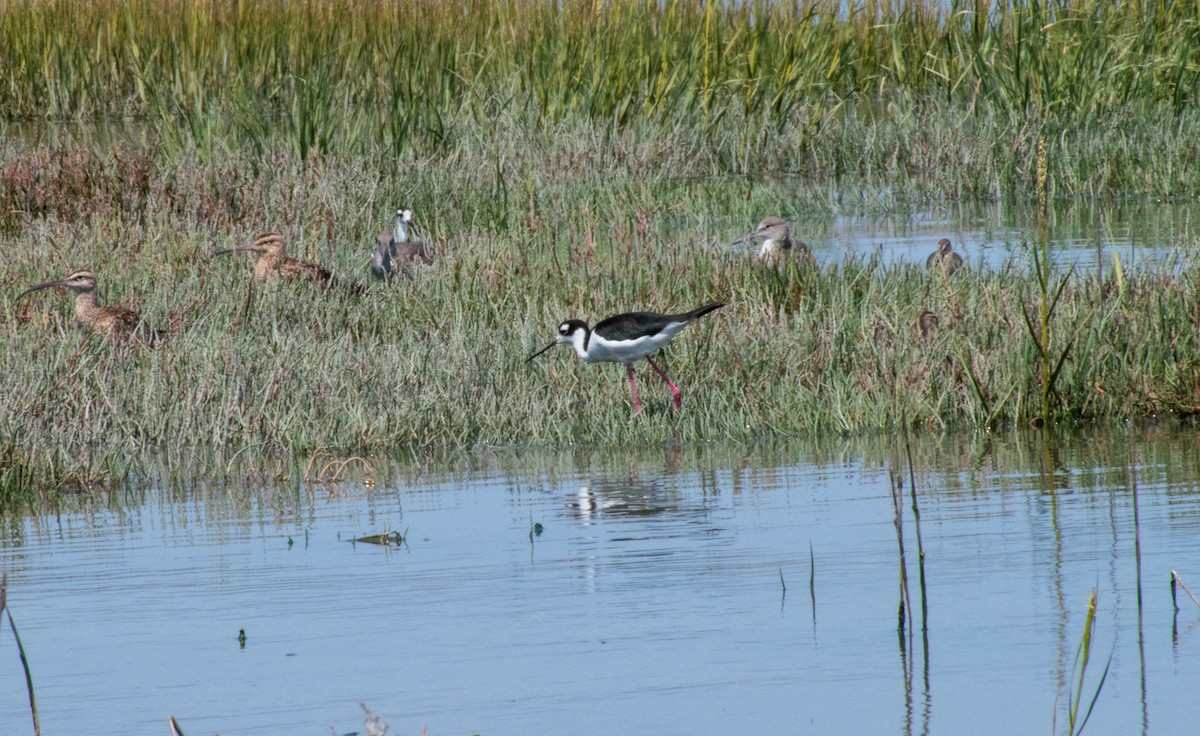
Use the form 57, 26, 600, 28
3, 0, 1200, 496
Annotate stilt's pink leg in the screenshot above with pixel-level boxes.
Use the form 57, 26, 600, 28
645, 356, 682, 410
626, 363, 643, 415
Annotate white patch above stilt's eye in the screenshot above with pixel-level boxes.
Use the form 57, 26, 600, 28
559, 322, 571, 335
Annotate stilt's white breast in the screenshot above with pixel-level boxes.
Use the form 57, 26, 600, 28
583, 321, 687, 363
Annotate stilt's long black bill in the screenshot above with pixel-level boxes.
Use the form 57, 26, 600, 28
526, 340, 558, 362
15, 280, 66, 301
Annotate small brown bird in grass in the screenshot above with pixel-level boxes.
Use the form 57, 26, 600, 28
371, 207, 434, 279
735, 217, 812, 266
16, 269, 151, 342
212, 232, 360, 293
926, 238, 963, 274
918, 310, 939, 339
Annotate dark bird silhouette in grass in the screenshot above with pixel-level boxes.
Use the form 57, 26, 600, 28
212, 232, 362, 294
926, 238, 963, 274
371, 208, 435, 280
735, 217, 812, 266
16, 269, 155, 342
528, 302, 725, 414
918, 310, 939, 339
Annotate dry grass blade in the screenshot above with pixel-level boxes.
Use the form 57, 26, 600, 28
1, 573, 41, 736
1171, 570, 1200, 611
902, 420, 928, 633
317, 456, 375, 483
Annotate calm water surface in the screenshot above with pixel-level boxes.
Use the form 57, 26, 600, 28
720, 198, 1200, 272
2, 427, 1200, 735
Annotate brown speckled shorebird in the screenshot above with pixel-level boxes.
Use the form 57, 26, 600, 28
926, 238, 963, 274
371, 207, 434, 279
736, 217, 812, 266
212, 232, 361, 293
16, 269, 147, 341
917, 310, 939, 339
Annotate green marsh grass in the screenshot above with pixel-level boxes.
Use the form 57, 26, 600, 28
4, 0, 1198, 123
1, 1, 1200, 194
2, 2, 1200, 493
1056, 587, 1112, 736
3, 140, 1200, 491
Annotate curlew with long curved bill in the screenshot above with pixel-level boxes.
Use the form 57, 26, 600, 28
212, 232, 360, 293
527, 302, 725, 414
16, 269, 149, 342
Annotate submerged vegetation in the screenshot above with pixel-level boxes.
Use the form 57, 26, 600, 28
1, 1, 1200, 494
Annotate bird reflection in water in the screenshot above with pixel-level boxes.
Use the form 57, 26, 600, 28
566, 461, 712, 525
570, 477, 681, 520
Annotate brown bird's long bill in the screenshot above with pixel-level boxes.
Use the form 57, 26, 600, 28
210, 244, 257, 258
526, 340, 559, 362
15, 280, 68, 301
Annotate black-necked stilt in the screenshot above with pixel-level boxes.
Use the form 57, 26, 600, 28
527, 302, 725, 413
371, 207, 434, 279
16, 269, 151, 342
736, 217, 811, 265
926, 238, 963, 274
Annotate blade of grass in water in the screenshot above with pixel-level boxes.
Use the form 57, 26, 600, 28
1, 574, 41, 736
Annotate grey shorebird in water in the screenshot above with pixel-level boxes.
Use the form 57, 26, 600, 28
371, 207, 434, 279
926, 238, 963, 274
736, 217, 811, 266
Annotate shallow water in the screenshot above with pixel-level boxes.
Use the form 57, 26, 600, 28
726, 198, 1200, 272
2, 427, 1199, 735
